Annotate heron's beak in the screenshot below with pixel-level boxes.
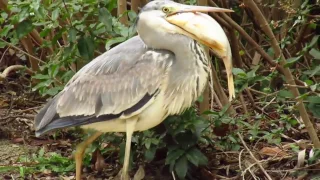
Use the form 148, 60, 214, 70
166, 5, 235, 101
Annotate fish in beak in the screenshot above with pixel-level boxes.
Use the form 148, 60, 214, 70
166, 5, 235, 101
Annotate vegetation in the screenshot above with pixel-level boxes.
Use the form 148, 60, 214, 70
0, 0, 319, 179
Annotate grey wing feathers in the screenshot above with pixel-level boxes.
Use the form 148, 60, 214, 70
34, 36, 173, 135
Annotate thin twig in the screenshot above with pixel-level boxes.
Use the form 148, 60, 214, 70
0, 38, 45, 64
237, 132, 273, 180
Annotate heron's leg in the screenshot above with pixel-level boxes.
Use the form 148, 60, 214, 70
75, 131, 103, 180
121, 119, 138, 180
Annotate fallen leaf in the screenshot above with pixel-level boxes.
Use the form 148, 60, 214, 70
92, 149, 108, 172
259, 147, 288, 157
133, 165, 145, 180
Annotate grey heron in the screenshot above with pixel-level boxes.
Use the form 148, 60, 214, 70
34, 0, 235, 179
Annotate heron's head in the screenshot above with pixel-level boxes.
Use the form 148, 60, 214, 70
136, 0, 235, 100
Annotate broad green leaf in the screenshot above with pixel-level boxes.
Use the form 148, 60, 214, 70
39, 28, 51, 37
165, 149, 184, 165
51, 8, 60, 21
175, 156, 188, 179
306, 96, 320, 104
278, 90, 294, 98
16, 20, 34, 39
44, 86, 63, 96
232, 68, 246, 76
144, 139, 151, 149
186, 147, 208, 166
18, 6, 29, 22
77, 36, 95, 61
0, 25, 13, 37
144, 147, 156, 162
128, 11, 137, 22
99, 8, 113, 32
0, 41, 6, 48
68, 28, 77, 43
32, 79, 53, 91
105, 37, 126, 50
309, 48, 320, 60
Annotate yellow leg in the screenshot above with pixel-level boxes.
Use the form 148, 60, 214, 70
121, 119, 137, 180
75, 131, 103, 180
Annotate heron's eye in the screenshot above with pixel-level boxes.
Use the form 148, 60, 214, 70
162, 7, 170, 13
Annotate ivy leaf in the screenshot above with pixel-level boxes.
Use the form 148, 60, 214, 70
16, 20, 34, 39
175, 156, 188, 179
99, 8, 112, 32
77, 35, 95, 61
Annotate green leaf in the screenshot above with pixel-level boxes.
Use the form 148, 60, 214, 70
165, 148, 184, 165
278, 90, 294, 98
32, 74, 50, 80
99, 8, 113, 32
0, 25, 13, 37
32, 79, 53, 91
308, 35, 319, 48
48, 64, 59, 78
77, 36, 95, 61
303, 65, 320, 77
285, 55, 302, 67
306, 96, 320, 104
68, 28, 77, 43
144, 147, 156, 162
232, 68, 246, 76
16, 20, 34, 39
175, 156, 188, 179
0, 41, 6, 48
309, 48, 320, 60
105, 37, 126, 50
51, 8, 60, 21
128, 11, 137, 22
144, 139, 151, 149
44, 86, 63, 96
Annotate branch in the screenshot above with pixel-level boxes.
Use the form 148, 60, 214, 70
118, 0, 128, 25
0, 38, 45, 64
243, 0, 320, 148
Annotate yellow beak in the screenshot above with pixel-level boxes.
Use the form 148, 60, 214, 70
166, 5, 235, 101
